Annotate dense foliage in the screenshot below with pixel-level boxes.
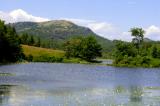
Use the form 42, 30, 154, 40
64, 36, 102, 61
114, 28, 160, 67
0, 20, 23, 62
20, 33, 41, 47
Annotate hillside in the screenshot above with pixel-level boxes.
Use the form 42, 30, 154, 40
22, 45, 89, 63
11, 20, 114, 51
22, 45, 65, 58
143, 38, 154, 42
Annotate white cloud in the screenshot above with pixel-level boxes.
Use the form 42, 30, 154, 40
62, 18, 160, 41
0, 9, 49, 23
0, 11, 14, 22
60, 18, 95, 26
1, 9, 160, 41
145, 25, 160, 41
67, 19, 134, 41
61, 18, 123, 40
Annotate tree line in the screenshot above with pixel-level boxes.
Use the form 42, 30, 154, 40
64, 36, 102, 61
0, 20, 23, 62
114, 28, 160, 67
20, 33, 64, 49
20, 33, 41, 47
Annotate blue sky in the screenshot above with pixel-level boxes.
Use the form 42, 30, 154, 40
0, 0, 160, 41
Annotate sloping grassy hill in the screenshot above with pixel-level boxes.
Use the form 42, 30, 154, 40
22, 45, 65, 58
22, 45, 88, 63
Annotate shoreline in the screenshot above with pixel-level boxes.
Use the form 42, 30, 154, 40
1, 60, 160, 68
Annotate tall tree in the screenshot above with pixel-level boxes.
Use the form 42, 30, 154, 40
36, 37, 41, 47
130, 28, 145, 49
64, 36, 102, 61
130, 27, 145, 44
20, 33, 29, 44
80, 36, 102, 61
28, 35, 35, 46
0, 20, 23, 62
152, 46, 158, 58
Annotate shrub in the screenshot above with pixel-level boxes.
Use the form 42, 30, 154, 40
33, 55, 63, 63
26, 54, 33, 62
64, 36, 102, 61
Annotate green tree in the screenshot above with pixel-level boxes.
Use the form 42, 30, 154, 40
20, 33, 29, 44
0, 20, 23, 62
151, 46, 160, 58
35, 37, 41, 47
64, 37, 83, 58
130, 28, 145, 49
157, 49, 160, 58
64, 36, 102, 61
80, 36, 102, 61
28, 35, 35, 46
114, 41, 137, 57
152, 46, 158, 58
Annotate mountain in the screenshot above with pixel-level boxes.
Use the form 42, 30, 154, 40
11, 20, 114, 51
143, 38, 154, 42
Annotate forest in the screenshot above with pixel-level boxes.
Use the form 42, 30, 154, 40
0, 20, 24, 63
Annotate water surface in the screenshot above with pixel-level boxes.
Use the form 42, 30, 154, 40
0, 63, 160, 106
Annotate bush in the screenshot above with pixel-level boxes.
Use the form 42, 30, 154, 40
150, 59, 160, 67
55, 57, 63, 62
26, 54, 33, 62
33, 55, 63, 62
64, 36, 102, 61
141, 56, 151, 65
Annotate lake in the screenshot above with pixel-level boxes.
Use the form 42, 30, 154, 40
0, 63, 160, 106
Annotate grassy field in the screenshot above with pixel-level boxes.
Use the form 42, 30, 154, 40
22, 45, 65, 58
22, 45, 89, 63
22, 45, 65, 62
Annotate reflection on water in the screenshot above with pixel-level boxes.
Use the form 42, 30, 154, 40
0, 85, 160, 106
0, 63, 160, 106
0, 85, 11, 105
130, 86, 143, 102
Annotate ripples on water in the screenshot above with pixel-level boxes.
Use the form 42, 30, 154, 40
0, 63, 160, 106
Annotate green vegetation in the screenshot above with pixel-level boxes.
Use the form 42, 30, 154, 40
113, 27, 160, 67
0, 20, 24, 63
64, 36, 102, 62
20, 33, 40, 46
22, 35, 102, 63
22, 45, 89, 63
152, 45, 160, 58
22, 45, 64, 62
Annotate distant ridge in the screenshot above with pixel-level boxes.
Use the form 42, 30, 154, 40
11, 20, 114, 51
